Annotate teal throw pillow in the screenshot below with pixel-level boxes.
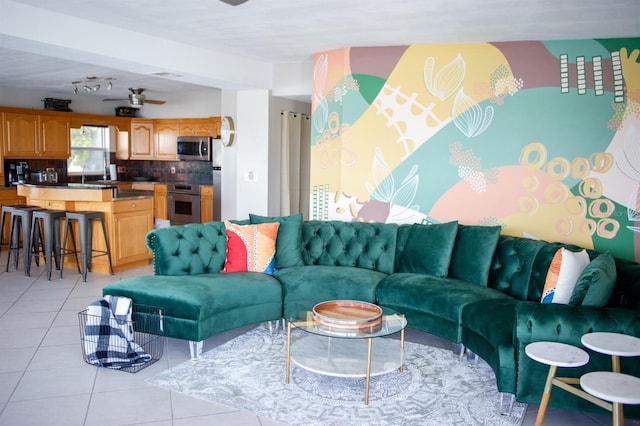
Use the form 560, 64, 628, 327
448, 224, 501, 286
249, 213, 304, 268
569, 252, 616, 307
396, 221, 458, 277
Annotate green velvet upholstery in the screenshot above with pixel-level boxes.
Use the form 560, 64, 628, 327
460, 298, 519, 393
570, 252, 616, 307
146, 222, 227, 276
376, 273, 511, 342
249, 213, 304, 268
300, 220, 398, 273
448, 224, 501, 286
103, 272, 282, 342
101, 218, 640, 419
276, 265, 387, 318
395, 221, 458, 277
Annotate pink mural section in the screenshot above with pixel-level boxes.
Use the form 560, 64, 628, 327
310, 39, 640, 262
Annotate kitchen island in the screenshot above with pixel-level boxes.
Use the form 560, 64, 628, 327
17, 183, 155, 274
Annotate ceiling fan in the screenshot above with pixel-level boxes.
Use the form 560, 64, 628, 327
219, 0, 249, 5
103, 88, 166, 108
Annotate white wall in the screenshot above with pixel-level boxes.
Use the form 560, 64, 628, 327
220, 90, 238, 221
233, 90, 271, 218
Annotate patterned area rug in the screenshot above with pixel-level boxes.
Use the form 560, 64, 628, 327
148, 324, 526, 426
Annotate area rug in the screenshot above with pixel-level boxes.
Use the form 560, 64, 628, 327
147, 324, 526, 426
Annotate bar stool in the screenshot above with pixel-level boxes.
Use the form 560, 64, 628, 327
5, 205, 43, 275
29, 209, 67, 281
0, 204, 21, 254
61, 211, 114, 282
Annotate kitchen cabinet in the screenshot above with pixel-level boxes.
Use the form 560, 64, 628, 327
179, 119, 220, 137
112, 198, 154, 265
200, 185, 213, 223
4, 112, 39, 157
3, 112, 70, 159
40, 115, 71, 158
155, 122, 179, 160
154, 183, 167, 220
131, 182, 167, 220
130, 119, 154, 159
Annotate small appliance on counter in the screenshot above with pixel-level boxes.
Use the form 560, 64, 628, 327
4, 161, 30, 186
30, 169, 58, 183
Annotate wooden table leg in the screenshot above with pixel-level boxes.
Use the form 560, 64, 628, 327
535, 365, 557, 426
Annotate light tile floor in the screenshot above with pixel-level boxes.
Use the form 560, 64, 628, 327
0, 253, 637, 426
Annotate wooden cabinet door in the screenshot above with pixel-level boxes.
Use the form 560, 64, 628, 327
178, 119, 220, 137
155, 122, 178, 160
4, 112, 39, 157
154, 184, 168, 220
130, 120, 154, 159
200, 185, 213, 223
40, 115, 71, 158
112, 209, 153, 264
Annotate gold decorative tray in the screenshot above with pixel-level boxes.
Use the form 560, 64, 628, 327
312, 300, 383, 330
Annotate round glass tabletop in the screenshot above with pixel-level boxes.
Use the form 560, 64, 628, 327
288, 306, 406, 339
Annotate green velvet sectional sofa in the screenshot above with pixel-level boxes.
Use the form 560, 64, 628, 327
102, 216, 640, 417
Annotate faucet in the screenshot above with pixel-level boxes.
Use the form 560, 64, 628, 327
81, 168, 85, 184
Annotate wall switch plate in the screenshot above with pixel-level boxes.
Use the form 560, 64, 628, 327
170, 167, 176, 174
245, 171, 257, 181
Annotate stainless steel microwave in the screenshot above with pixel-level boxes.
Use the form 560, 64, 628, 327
176, 136, 211, 161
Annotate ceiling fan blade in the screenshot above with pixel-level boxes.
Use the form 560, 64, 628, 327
219, 0, 249, 5
102, 98, 128, 102
144, 99, 166, 105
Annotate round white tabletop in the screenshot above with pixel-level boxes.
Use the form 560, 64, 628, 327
525, 341, 589, 367
581, 372, 640, 405
581, 332, 640, 357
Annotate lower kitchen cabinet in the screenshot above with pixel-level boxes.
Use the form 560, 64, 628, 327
200, 185, 213, 223
112, 198, 154, 265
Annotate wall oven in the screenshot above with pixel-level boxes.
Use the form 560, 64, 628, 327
167, 183, 201, 225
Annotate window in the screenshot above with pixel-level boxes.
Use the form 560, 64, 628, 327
68, 126, 110, 176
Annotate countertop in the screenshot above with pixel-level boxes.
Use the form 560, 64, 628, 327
16, 183, 154, 200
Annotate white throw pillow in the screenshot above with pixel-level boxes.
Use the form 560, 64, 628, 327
541, 248, 590, 304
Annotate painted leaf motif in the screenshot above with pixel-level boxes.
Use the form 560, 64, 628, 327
424, 54, 466, 101
312, 97, 329, 135
367, 147, 395, 202
452, 89, 493, 138
313, 54, 328, 99
391, 165, 419, 210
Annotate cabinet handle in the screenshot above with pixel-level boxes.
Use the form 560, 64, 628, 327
131, 204, 137, 208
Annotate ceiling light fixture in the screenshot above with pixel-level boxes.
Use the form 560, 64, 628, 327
72, 76, 115, 94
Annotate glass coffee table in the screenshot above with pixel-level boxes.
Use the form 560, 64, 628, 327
285, 301, 407, 405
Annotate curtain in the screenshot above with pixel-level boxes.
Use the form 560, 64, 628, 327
280, 112, 310, 218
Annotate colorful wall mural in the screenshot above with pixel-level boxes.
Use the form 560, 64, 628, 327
309, 38, 640, 262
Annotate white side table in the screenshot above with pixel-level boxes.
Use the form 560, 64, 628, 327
581, 371, 640, 426
581, 332, 640, 372
525, 341, 590, 426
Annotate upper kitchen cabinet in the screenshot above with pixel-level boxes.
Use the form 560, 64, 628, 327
3, 112, 70, 159
154, 121, 179, 160
130, 119, 154, 159
178, 118, 220, 137
40, 115, 71, 158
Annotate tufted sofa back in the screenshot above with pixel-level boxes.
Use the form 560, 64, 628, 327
488, 234, 640, 309
147, 222, 227, 276
300, 220, 398, 274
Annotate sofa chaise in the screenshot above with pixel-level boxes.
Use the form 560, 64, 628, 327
102, 215, 640, 417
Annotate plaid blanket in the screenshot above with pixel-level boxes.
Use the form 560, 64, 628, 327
84, 296, 151, 369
